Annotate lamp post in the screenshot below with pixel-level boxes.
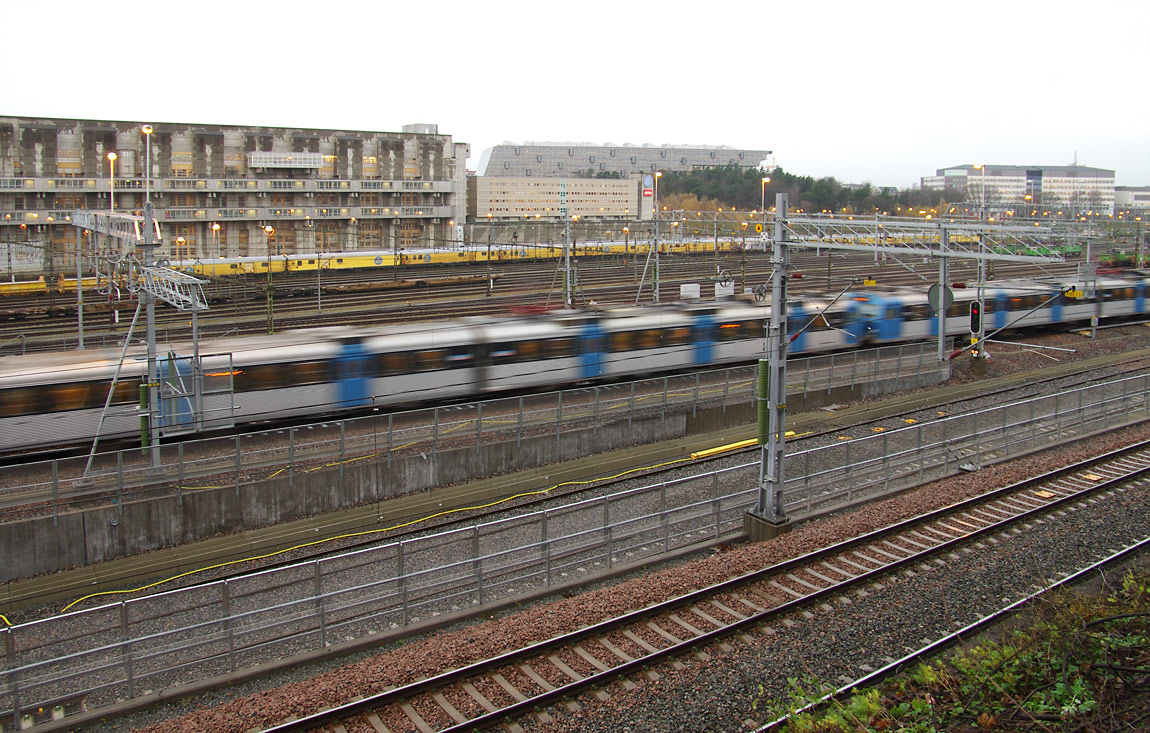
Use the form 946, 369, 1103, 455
141, 125, 153, 203
211, 223, 220, 257
264, 225, 275, 334
107, 152, 117, 213
973, 164, 986, 219
653, 171, 662, 303
486, 212, 493, 296
761, 176, 771, 217
176, 236, 186, 262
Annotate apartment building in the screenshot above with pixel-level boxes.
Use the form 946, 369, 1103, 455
0, 117, 469, 263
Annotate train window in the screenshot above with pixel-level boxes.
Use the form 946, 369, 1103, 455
50, 382, 102, 411
487, 343, 519, 363
717, 322, 742, 342
545, 338, 575, 358
666, 327, 690, 346
447, 346, 474, 367
241, 363, 290, 390
637, 329, 662, 349
0, 386, 44, 417
293, 361, 330, 385
610, 332, 634, 352
516, 340, 542, 361
904, 303, 930, 321
379, 352, 413, 375
414, 350, 446, 371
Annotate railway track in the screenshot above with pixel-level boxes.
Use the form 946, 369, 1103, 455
260, 439, 1150, 733
1, 345, 1141, 589
0, 251, 1083, 351
5, 344, 1148, 731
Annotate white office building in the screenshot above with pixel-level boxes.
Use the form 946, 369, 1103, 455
921, 164, 1115, 214
476, 142, 771, 178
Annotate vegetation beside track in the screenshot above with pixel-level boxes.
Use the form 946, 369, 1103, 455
760, 568, 1150, 732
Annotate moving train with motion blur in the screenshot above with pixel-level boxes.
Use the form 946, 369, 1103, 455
2, 274, 1148, 455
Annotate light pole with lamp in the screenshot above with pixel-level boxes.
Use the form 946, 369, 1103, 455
973, 164, 987, 219
176, 236, 186, 263
653, 171, 662, 303
211, 223, 220, 257
264, 225, 276, 334
107, 152, 117, 213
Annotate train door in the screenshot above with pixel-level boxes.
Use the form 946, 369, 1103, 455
334, 339, 373, 408
577, 319, 604, 379
691, 312, 716, 365
158, 352, 196, 433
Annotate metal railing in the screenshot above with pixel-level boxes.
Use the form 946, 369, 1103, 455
1, 343, 939, 518
2, 370, 1148, 726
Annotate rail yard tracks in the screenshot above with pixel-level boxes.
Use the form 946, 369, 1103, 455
260, 440, 1150, 733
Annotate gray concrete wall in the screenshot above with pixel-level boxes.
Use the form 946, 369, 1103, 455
0, 368, 945, 581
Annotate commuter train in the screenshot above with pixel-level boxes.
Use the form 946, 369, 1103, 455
1, 275, 1147, 455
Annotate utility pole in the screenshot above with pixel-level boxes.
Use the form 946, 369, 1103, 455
745, 192, 792, 541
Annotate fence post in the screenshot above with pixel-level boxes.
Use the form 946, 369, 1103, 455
314, 562, 326, 649
177, 442, 184, 508
223, 580, 235, 672
473, 526, 483, 606
694, 372, 700, 418
661, 481, 669, 552
542, 512, 550, 586
629, 383, 635, 430
557, 391, 563, 441
518, 396, 524, 452
397, 541, 408, 625
6, 627, 20, 725
433, 406, 440, 461
117, 450, 124, 518
662, 376, 668, 421
235, 435, 241, 497
288, 426, 295, 489
594, 385, 600, 427
121, 602, 135, 699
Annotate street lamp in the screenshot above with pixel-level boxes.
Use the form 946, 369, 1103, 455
140, 125, 153, 204
211, 223, 221, 256
176, 236, 186, 262
264, 225, 276, 334
106, 152, 117, 213
973, 164, 987, 218
761, 176, 771, 215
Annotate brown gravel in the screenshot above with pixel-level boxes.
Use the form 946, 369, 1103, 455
131, 326, 1150, 733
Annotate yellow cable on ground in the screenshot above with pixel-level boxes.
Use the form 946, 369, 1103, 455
56, 455, 694, 616
0, 613, 10, 627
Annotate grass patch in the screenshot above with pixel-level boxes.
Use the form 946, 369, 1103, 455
757, 569, 1150, 731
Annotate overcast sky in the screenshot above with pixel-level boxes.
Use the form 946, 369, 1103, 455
2, 0, 1146, 188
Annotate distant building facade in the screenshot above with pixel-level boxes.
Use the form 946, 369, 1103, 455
1115, 186, 1150, 214
0, 117, 469, 262
476, 142, 771, 178
921, 164, 1116, 214
470, 176, 642, 222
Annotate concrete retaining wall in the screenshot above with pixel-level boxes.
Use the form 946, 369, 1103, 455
0, 367, 945, 581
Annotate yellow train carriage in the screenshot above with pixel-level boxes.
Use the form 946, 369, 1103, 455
0, 276, 49, 297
